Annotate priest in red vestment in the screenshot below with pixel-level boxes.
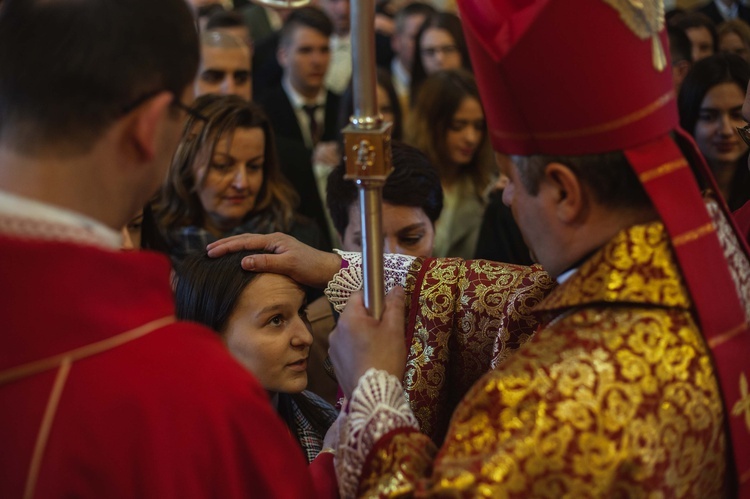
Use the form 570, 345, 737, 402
0, 0, 323, 497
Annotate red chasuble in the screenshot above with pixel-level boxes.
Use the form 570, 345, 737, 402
0, 232, 316, 498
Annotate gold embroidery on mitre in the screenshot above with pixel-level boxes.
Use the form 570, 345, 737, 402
602, 0, 666, 71
733, 373, 750, 431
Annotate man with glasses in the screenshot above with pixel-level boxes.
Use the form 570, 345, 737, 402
0, 0, 316, 496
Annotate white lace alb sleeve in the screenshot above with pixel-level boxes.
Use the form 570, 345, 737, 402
325, 250, 416, 313
334, 368, 419, 499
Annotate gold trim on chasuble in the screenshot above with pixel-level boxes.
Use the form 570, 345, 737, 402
734, 373, 750, 432
537, 221, 691, 313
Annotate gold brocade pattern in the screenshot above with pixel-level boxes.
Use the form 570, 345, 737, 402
402, 259, 553, 444
358, 221, 727, 497
536, 222, 689, 313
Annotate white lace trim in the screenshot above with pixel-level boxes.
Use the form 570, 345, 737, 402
325, 250, 416, 313
0, 190, 121, 249
335, 368, 419, 499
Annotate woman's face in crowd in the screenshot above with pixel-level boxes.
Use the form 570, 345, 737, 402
376, 83, 395, 126
223, 273, 312, 394
196, 127, 265, 233
693, 82, 748, 167
342, 201, 435, 257
445, 96, 485, 168
720, 32, 750, 62
420, 27, 462, 75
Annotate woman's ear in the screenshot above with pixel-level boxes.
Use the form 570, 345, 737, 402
544, 161, 587, 223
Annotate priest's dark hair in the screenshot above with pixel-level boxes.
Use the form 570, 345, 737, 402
0, 0, 199, 155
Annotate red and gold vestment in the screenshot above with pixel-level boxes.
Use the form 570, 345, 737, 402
338, 221, 732, 497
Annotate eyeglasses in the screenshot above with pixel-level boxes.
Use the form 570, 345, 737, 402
170, 98, 209, 122
736, 125, 750, 147
121, 90, 208, 122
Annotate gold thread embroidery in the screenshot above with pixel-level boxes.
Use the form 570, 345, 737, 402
602, 0, 666, 71
492, 91, 673, 141
638, 159, 688, 183
732, 373, 750, 432
708, 322, 747, 348
672, 223, 715, 247
0, 316, 175, 385
24, 358, 71, 499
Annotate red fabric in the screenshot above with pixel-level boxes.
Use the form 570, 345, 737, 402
735, 200, 750, 245
309, 452, 339, 498
0, 235, 314, 498
458, 0, 677, 155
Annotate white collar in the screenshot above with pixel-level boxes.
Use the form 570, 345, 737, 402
715, 0, 739, 19
330, 33, 351, 48
282, 78, 327, 109
0, 190, 122, 249
556, 267, 577, 285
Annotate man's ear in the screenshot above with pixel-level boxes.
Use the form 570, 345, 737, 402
277, 44, 288, 69
126, 92, 173, 162
544, 161, 586, 223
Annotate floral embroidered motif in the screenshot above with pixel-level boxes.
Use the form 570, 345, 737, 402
353, 221, 727, 497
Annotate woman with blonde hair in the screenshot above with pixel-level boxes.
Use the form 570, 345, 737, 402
155, 94, 322, 262
406, 68, 493, 259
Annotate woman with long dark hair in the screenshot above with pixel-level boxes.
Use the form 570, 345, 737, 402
406, 69, 493, 258
409, 12, 471, 107
174, 250, 337, 463
678, 52, 750, 210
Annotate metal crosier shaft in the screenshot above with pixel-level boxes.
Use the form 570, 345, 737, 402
343, 0, 393, 320
249, 0, 392, 319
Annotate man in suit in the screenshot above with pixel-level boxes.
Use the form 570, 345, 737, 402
259, 6, 341, 249
697, 0, 750, 26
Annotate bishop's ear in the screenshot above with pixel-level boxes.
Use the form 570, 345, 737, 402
544, 161, 586, 223
126, 91, 173, 162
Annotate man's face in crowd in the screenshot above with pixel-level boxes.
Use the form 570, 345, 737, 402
196, 44, 252, 101
278, 26, 331, 98
320, 0, 350, 36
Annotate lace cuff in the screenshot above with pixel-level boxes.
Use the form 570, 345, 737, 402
335, 368, 419, 499
325, 250, 417, 313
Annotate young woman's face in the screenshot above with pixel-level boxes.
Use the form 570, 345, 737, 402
342, 201, 435, 257
223, 273, 312, 394
196, 127, 265, 233
693, 82, 748, 167
420, 27, 462, 75
445, 96, 485, 168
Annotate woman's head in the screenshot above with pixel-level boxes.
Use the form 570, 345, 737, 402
407, 69, 491, 189
678, 52, 750, 167
337, 67, 403, 141
175, 251, 312, 394
718, 19, 750, 62
409, 12, 470, 103
326, 141, 443, 257
157, 94, 298, 234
